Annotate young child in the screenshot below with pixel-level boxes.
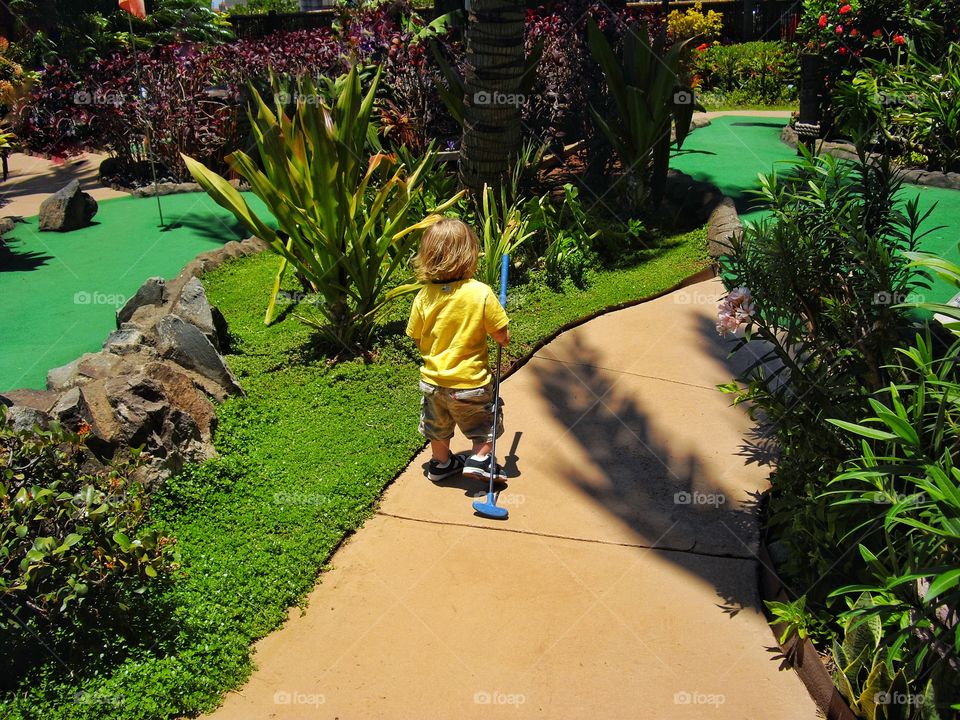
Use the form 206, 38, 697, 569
406, 218, 510, 482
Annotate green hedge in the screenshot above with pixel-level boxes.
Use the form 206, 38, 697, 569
692, 41, 800, 108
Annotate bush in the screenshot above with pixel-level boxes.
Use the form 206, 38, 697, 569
691, 41, 799, 107
834, 45, 960, 172
0, 409, 177, 684
718, 139, 960, 716
6, 0, 232, 70
666, 0, 722, 44
719, 143, 933, 588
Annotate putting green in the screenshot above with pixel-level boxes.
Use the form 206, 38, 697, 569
672, 115, 960, 303
0, 192, 272, 392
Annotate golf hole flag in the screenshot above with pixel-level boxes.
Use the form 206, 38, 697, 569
119, 0, 146, 19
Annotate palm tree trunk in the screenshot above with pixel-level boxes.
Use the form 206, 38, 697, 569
458, 0, 525, 195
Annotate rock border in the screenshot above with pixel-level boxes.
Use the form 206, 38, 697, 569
663, 168, 742, 262
780, 125, 960, 191
0, 235, 269, 486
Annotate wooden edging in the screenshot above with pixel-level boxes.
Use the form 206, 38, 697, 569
757, 535, 857, 720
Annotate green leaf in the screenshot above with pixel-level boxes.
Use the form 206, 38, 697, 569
924, 569, 960, 602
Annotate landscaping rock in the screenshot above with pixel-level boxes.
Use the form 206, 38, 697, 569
38, 179, 98, 232
79, 379, 122, 449
117, 276, 166, 325
155, 314, 242, 395
0, 388, 59, 413
0, 217, 15, 236
47, 356, 88, 391
707, 196, 742, 259
103, 327, 148, 355
50, 387, 90, 430
142, 362, 218, 438
5, 405, 50, 432
172, 276, 228, 351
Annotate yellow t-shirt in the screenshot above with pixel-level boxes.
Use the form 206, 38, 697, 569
406, 278, 509, 389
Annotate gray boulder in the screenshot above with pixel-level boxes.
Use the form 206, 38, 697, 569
38, 180, 98, 232
155, 314, 242, 395
117, 277, 166, 325
172, 277, 228, 351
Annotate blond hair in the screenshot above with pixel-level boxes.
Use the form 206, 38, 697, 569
413, 218, 479, 283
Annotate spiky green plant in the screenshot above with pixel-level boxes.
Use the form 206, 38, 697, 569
183, 66, 463, 355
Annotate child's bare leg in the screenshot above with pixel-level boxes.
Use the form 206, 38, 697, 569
472, 440, 492, 457
431, 439, 452, 463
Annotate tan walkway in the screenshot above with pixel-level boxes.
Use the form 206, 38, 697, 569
206, 276, 818, 720
0, 152, 127, 218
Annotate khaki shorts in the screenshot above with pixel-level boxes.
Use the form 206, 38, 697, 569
418, 380, 504, 443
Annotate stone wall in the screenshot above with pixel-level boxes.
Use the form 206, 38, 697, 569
0, 236, 268, 485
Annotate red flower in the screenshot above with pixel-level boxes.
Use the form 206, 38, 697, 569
818, 13, 828, 28
838, 46, 848, 55
839, 4, 852, 14
695, 42, 709, 51
849, 28, 859, 37
872, 28, 883, 37
836, 24, 844, 34
893, 33, 906, 45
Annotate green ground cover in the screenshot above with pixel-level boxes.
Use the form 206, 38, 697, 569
1, 226, 709, 719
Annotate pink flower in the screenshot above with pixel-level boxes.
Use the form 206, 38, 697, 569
836, 24, 844, 34
716, 287, 755, 337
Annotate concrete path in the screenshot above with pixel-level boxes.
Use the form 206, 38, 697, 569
0, 152, 127, 218
207, 276, 819, 720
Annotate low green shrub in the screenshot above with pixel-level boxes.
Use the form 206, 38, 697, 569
691, 41, 799, 108
0, 409, 177, 685
721, 142, 933, 586
719, 138, 960, 715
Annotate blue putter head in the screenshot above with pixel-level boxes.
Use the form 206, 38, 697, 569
473, 492, 509, 519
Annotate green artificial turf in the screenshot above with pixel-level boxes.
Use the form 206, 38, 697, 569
0, 193, 272, 393
670, 115, 960, 303
0, 227, 710, 720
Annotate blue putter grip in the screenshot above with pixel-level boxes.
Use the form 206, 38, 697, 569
499, 254, 509, 307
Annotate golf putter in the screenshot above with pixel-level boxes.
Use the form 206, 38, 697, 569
473, 254, 510, 520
